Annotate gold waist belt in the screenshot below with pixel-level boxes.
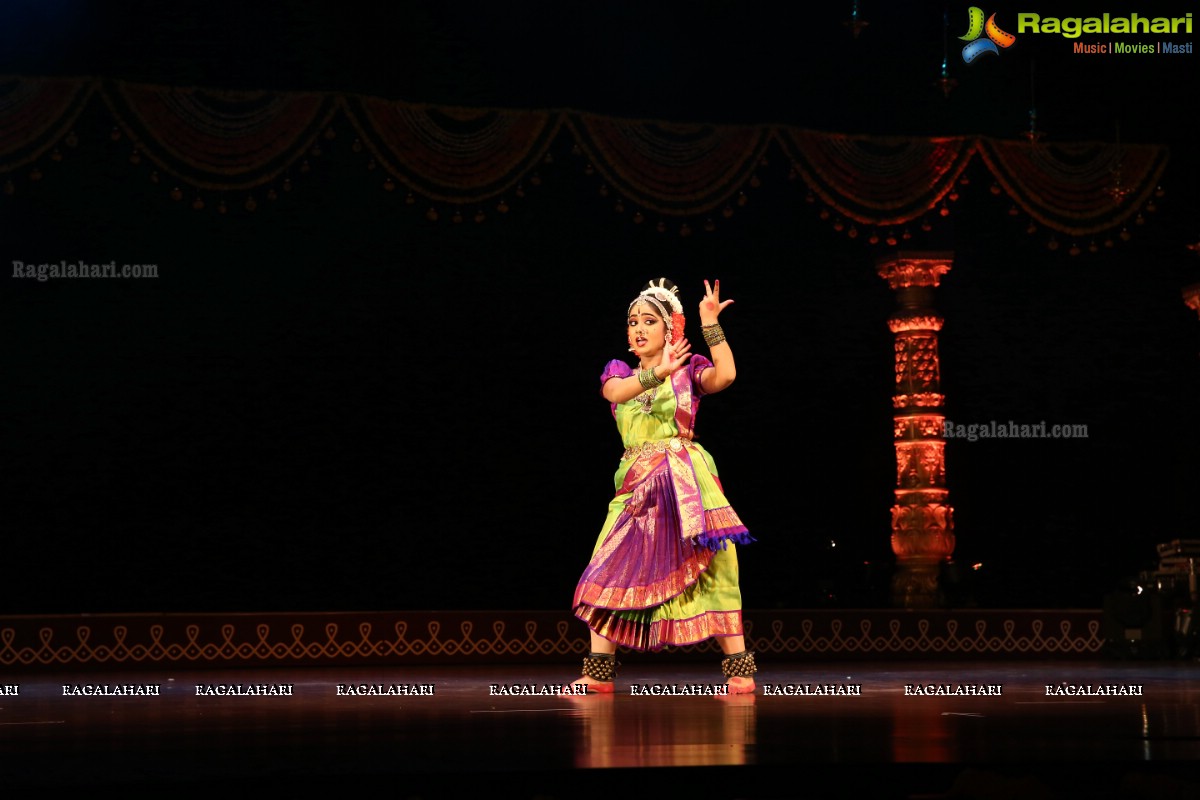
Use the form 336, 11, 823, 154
622, 436, 697, 461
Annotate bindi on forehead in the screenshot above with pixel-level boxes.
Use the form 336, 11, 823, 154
628, 304, 662, 320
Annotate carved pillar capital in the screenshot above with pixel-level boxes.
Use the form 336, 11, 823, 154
877, 252, 953, 290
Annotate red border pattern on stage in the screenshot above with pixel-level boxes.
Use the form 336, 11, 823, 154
0, 609, 1105, 671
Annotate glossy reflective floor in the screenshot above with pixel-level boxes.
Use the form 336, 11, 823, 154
2, 660, 1199, 798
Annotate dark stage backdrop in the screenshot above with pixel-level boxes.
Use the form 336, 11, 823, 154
3, 1, 1199, 614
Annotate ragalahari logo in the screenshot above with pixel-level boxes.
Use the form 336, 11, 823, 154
960, 7, 1017, 62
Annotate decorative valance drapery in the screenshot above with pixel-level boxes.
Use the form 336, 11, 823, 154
1, 76, 1169, 241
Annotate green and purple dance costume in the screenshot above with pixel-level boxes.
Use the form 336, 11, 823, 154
573, 356, 754, 651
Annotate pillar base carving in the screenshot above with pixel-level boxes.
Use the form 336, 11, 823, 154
891, 560, 944, 609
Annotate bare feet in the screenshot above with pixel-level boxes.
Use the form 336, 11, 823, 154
725, 676, 755, 695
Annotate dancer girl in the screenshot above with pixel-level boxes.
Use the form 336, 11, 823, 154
570, 277, 756, 694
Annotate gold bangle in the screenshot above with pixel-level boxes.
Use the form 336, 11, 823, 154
701, 323, 726, 347
637, 368, 664, 390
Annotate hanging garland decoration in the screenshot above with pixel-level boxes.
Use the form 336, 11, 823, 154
975, 138, 1168, 238
778, 129, 975, 226
567, 113, 770, 216
0, 74, 1175, 243
0, 76, 94, 175
99, 80, 338, 191
343, 97, 561, 205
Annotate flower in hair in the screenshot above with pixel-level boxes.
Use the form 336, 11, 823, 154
669, 312, 686, 344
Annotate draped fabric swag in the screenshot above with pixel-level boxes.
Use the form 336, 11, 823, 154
1, 76, 1169, 237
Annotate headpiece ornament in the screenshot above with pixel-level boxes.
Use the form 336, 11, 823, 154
628, 278, 686, 345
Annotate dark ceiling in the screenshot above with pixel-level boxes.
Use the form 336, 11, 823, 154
2, 0, 1197, 147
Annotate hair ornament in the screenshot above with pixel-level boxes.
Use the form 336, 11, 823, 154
628, 278, 686, 345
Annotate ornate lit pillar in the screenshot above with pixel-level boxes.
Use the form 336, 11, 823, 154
1185, 282, 1200, 323
878, 252, 955, 608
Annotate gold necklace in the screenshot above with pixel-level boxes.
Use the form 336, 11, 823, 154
636, 384, 657, 414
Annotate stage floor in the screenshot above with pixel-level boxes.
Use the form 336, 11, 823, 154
2, 659, 1199, 798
